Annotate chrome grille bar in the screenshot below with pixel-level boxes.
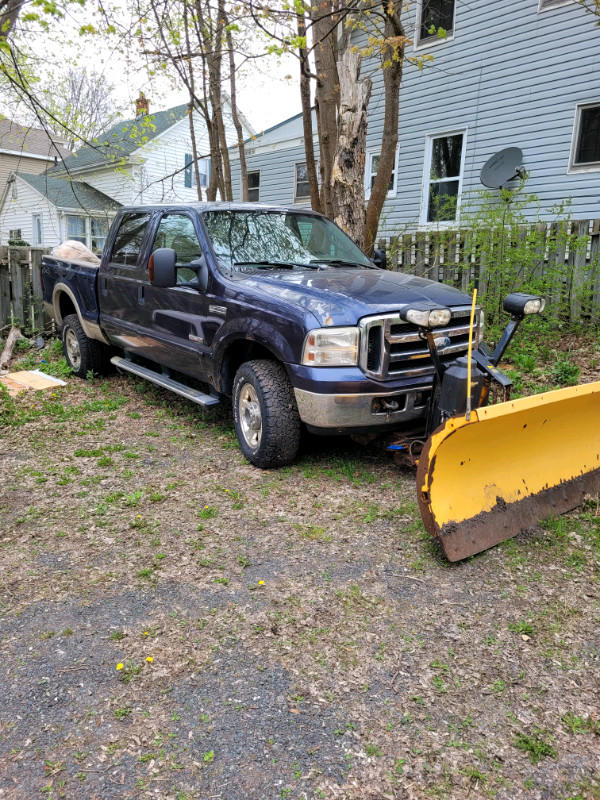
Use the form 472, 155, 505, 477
358, 306, 481, 380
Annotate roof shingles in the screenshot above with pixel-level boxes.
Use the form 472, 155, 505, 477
17, 173, 121, 211
52, 104, 189, 174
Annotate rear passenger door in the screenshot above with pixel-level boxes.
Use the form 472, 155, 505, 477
99, 212, 154, 350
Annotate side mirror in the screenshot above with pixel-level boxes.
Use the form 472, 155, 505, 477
372, 248, 387, 270
149, 248, 177, 287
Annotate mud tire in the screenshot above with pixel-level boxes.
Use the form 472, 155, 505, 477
232, 359, 301, 469
61, 314, 108, 378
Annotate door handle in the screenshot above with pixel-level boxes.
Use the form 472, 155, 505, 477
138, 285, 145, 305
100, 276, 108, 295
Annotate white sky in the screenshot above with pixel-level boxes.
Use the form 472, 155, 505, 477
21, 8, 303, 135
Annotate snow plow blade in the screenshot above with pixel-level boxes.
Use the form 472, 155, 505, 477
417, 381, 600, 561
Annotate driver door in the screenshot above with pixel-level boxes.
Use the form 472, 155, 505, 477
137, 212, 211, 380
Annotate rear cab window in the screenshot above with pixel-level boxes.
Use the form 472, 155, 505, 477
109, 213, 153, 268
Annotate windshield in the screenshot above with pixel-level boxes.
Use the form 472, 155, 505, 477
202, 210, 373, 271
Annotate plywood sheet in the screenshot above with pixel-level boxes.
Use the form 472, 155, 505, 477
0, 369, 66, 397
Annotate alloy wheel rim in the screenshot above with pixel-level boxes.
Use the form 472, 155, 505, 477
65, 329, 81, 370
239, 383, 262, 450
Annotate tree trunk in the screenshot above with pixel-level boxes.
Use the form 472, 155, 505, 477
331, 50, 371, 244
297, 9, 321, 212
311, 0, 339, 218
0, 0, 23, 43
226, 25, 248, 201
364, 1, 405, 254
0, 326, 21, 373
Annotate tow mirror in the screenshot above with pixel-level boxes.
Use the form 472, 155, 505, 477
149, 248, 177, 287
373, 248, 387, 270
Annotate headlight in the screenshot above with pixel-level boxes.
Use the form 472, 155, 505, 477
503, 292, 546, 317
402, 307, 452, 328
302, 326, 359, 366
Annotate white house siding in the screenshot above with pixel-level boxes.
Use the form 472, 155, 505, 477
0, 178, 63, 246
79, 166, 141, 207
0, 154, 55, 201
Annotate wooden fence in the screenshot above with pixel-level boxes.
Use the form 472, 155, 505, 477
378, 218, 600, 324
0, 247, 51, 333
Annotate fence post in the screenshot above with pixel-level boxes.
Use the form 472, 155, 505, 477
0, 247, 9, 330
30, 248, 47, 331
9, 248, 27, 328
591, 220, 600, 324
569, 220, 589, 323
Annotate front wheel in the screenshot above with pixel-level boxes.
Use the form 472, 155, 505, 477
61, 314, 108, 378
232, 359, 301, 469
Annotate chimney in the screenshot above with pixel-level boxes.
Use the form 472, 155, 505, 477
135, 92, 149, 117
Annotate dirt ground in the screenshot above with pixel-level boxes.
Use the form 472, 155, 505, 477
1, 348, 599, 800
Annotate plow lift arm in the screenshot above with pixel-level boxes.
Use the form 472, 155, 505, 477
398, 292, 600, 561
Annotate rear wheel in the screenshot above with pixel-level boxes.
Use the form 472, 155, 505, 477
233, 359, 301, 469
61, 314, 108, 377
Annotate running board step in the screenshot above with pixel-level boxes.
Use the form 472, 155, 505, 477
111, 356, 220, 409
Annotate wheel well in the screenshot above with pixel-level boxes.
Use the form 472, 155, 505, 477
219, 340, 278, 396
57, 292, 77, 326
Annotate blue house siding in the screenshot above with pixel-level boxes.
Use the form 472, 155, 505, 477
230, 1, 600, 236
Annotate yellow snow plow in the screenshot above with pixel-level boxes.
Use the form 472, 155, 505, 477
389, 291, 600, 561
417, 381, 600, 560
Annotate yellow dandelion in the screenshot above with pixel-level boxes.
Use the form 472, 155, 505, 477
143, 631, 149, 636
116, 663, 124, 670
136, 515, 141, 519
146, 656, 153, 662
205, 505, 209, 509
258, 580, 264, 585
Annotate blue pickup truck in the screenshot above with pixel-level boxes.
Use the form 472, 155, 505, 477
42, 203, 482, 468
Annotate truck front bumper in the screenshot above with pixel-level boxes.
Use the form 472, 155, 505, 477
293, 386, 429, 430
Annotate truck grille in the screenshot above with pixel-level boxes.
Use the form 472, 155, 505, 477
359, 306, 481, 380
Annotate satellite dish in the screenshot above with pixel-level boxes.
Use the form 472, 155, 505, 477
480, 147, 525, 189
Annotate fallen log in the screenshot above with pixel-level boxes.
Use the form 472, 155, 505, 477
0, 326, 22, 374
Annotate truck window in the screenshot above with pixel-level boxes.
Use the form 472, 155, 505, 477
110, 213, 152, 267
152, 213, 203, 283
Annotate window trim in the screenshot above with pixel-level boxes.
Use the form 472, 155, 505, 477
568, 101, 600, 173
414, 0, 456, 51
420, 127, 468, 227
191, 157, 210, 189
365, 148, 399, 200
9, 228, 22, 240
294, 162, 311, 202
32, 213, 43, 246
538, 0, 574, 11
247, 169, 261, 202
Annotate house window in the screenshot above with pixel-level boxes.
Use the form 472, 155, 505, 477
9, 228, 22, 240
423, 131, 466, 223
66, 215, 86, 244
366, 151, 398, 198
32, 214, 43, 246
571, 103, 600, 169
184, 153, 209, 189
91, 218, 109, 253
417, 0, 455, 45
539, 0, 573, 10
247, 171, 260, 202
295, 163, 310, 200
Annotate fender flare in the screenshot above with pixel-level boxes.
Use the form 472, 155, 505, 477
52, 283, 111, 345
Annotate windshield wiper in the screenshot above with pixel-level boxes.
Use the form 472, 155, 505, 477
309, 258, 375, 269
234, 260, 322, 270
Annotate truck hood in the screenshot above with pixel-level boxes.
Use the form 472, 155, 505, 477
243, 268, 471, 326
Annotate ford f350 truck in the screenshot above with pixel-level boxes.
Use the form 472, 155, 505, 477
42, 203, 482, 468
